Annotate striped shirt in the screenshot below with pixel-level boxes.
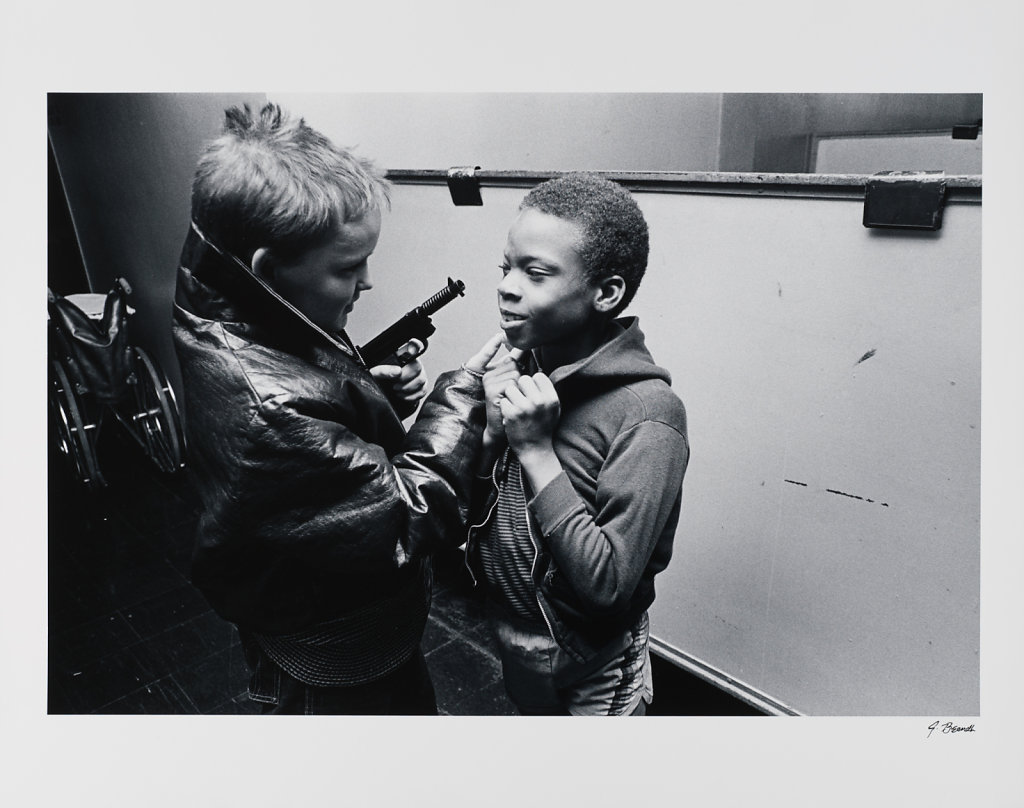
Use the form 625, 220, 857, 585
479, 453, 545, 624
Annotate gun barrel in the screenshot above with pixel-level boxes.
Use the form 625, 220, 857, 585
416, 277, 466, 316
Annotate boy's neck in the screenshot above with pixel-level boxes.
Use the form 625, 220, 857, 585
536, 318, 614, 373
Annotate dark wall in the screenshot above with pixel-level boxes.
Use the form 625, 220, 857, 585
47, 140, 88, 295
47, 93, 265, 396
718, 93, 983, 171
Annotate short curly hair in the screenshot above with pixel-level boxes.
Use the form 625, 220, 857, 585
519, 173, 649, 316
191, 102, 391, 262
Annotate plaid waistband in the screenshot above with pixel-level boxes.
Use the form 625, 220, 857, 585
252, 577, 430, 687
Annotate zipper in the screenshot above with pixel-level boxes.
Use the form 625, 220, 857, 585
463, 448, 504, 587
521, 461, 558, 643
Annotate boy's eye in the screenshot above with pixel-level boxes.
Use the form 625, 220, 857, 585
498, 263, 547, 280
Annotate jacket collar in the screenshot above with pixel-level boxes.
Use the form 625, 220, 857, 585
177, 222, 366, 366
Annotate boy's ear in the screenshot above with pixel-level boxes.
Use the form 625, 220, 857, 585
592, 274, 626, 314
250, 247, 274, 281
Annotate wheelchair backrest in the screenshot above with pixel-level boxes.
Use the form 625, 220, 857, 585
48, 283, 132, 402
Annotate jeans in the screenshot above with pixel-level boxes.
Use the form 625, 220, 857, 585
487, 603, 653, 716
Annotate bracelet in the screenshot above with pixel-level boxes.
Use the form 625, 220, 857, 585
461, 364, 484, 379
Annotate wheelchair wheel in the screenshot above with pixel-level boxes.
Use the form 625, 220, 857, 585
118, 346, 186, 475
48, 358, 105, 489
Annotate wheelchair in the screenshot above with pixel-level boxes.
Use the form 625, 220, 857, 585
47, 277, 185, 490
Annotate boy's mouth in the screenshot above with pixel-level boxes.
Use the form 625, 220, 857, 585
499, 308, 527, 326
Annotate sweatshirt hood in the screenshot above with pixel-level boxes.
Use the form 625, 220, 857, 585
541, 317, 671, 390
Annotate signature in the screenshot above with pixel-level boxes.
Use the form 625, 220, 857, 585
927, 720, 976, 738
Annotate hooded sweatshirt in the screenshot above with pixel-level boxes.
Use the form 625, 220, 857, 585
467, 316, 689, 663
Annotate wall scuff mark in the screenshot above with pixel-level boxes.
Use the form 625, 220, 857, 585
826, 487, 889, 507
784, 478, 889, 507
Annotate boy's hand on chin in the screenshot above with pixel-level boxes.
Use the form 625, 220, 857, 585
499, 373, 563, 491
482, 346, 526, 444
498, 373, 560, 453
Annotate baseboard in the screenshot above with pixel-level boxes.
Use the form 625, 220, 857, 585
649, 636, 802, 716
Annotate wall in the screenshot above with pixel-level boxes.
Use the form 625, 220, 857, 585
48, 92, 265, 393
815, 132, 984, 174
355, 180, 981, 716
48, 91, 982, 389
273, 92, 724, 172
718, 93, 984, 172
48, 92, 724, 388
640, 192, 980, 715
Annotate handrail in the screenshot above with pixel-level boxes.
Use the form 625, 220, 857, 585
385, 169, 982, 202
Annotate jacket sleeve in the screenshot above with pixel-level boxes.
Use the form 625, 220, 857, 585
380, 382, 420, 421
527, 419, 688, 615
227, 367, 484, 577
391, 367, 488, 558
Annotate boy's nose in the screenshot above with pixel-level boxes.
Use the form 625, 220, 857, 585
357, 265, 373, 291
497, 275, 519, 298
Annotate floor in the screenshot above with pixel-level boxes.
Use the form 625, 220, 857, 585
48, 416, 759, 716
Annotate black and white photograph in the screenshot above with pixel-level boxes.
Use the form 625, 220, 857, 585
4, 3, 1023, 806
45, 90, 984, 719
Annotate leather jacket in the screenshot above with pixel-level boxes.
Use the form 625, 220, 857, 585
172, 224, 485, 637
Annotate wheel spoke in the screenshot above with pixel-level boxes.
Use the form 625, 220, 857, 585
128, 348, 185, 474
49, 359, 104, 488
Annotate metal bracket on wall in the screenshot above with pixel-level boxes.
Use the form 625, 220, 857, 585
447, 166, 483, 206
863, 171, 947, 231
952, 119, 982, 140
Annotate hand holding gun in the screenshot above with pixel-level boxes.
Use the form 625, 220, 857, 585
358, 277, 466, 367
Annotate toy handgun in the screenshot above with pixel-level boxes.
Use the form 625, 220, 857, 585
358, 277, 466, 367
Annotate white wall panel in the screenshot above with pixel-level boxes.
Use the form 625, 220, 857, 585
362, 182, 980, 716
